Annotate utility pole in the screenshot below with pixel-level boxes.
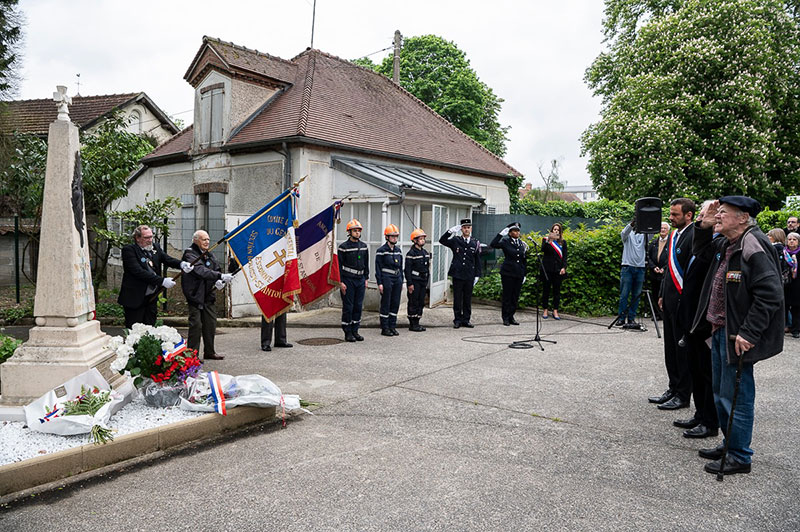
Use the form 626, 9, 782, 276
310, 0, 317, 48
392, 30, 402, 84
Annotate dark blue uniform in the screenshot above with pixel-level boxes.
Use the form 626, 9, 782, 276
338, 238, 369, 337
375, 242, 404, 332
438, 230, 482, 326
405, 245, 430, 329
490, 233, 528, 324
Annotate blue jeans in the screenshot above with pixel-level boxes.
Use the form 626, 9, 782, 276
617, 266, 645, 322
711, 328, 755, 464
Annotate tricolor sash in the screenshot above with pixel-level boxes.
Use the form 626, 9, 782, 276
208, 371, 227, 416
667, 230, 684, 294
549, 239, 563, 259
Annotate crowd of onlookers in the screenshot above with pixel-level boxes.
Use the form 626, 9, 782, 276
766, 215, 800, 338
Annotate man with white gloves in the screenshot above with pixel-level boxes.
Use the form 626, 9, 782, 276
118, 224, 192, 329
182, 230, 230, 360
438, 218, 482, 328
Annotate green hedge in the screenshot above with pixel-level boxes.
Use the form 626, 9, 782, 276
475, 224, 626, 317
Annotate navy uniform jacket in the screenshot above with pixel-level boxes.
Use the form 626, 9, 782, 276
438, 230, 482, 281
338, 239, 369, 280
490, 234, 528, 279
118, 243, 182, 308
661, 224, 694, 310
375, 242, 404, 284
405, 246, 430, 284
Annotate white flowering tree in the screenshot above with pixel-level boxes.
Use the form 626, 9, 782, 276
581, 0, 800, 206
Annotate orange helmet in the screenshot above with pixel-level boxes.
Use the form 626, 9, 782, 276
410, 228, 427, 241
384, 224, 400, 237
345, 219, 363, 232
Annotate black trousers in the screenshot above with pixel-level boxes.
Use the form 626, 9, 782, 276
340, 276, 366, 333
188, 302, 217, 357
662, 305, 692, 401
540, 271, 562, 310
501, 275, 523, 321
650, 278, 663, 318
379, 275, 403, 330
688, 333, 718, 429
452, 278, 473, 324
261, 313, 287, 348
123, 301, 158, 330
407, 280, 426, 320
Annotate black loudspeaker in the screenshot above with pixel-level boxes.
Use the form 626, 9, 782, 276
634, 197, 663, 233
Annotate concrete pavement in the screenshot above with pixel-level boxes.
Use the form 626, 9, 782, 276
0, 304, 798, 530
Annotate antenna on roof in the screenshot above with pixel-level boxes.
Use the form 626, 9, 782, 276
75, 73, 81, 97
310, 0, 317, 49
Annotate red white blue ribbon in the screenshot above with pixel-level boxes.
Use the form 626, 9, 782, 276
39, 406, 61, 423
549, 240, 563, 259
668, 230, 684, 294
163, 338, 187, 361
207, 371, 227, 416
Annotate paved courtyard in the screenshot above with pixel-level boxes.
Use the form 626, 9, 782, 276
1, 306, 798, 531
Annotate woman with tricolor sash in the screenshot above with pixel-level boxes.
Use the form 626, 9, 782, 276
541, 223, 568, 320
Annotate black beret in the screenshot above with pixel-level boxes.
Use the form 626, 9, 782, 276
719, 195, 761, 218
506, 222, 521, 230
460, 218, 472, 226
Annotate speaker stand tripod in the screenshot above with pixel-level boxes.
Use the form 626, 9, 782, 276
510, 243, 557, 351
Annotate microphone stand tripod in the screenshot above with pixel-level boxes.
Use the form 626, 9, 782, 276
509, 239, 557, 351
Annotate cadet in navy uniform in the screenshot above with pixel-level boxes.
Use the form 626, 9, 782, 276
439, 218, 482, 328
490, 222, 528, 326
338, 219, 369, 342
376, 224, 404, 336
405, 228, 431, 332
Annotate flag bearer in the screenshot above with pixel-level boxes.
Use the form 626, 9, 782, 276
376, 224, 404, 336
405, 228, 430, 331
338, 219, 369, 342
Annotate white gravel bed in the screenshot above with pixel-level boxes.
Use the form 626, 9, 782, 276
0, 395, 204, 466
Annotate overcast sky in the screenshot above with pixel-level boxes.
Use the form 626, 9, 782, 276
16, 0, 606, 187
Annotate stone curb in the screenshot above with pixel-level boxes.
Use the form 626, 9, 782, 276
0, 405, 277, 499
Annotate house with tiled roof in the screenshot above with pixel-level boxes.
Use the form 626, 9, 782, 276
0, 92, 180, 144
120, 36, 521, 315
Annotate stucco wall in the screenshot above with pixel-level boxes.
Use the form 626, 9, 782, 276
230, 79, 277, 131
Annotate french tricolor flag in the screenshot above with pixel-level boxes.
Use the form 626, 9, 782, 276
227, 190, 301, 321
296, 203, 341, 306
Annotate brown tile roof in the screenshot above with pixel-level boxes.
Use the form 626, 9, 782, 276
142, 125, 193, 162
154, 39, 521, 178
0, 93, 141, 135
184, 36, 297, 87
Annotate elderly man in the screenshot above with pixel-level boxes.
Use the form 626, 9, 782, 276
439, 218, 482, 328
691, 196, 784, 476
182, 230, 233, 360
118, 225, 192, 329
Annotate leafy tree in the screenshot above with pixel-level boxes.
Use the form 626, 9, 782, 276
0, 0, 21, 99
350, 56, 378, 70
582, 0, 800, 207
504, 174, 524, 214
374, 35, 510, 157
0, 132, 46, 218
535, 159, 565, 202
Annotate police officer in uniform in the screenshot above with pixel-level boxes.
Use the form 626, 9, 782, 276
376, 224, 404, 336
439, 218, 482, 328
490, 222, 528, 326
338, 219, 369, 342
405, 228, 430, 332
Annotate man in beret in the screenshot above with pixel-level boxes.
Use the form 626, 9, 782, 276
690, 196, 784, 476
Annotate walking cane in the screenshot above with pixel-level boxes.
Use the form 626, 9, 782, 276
717, 334, 746, 482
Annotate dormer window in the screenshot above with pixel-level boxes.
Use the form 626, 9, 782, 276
199, 82, 224, 147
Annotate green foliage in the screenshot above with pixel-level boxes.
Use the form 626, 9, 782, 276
95, 302, 125, 319
97, 194, 182, 251
350, 56, 378, 70
518, 197, 637, 224
0, 300, 32, 324
505, 174, 524, 215
0, 0, 22, 98
0, 132, 47, 217
375, 35, 510, 157
582, 0, 800, 207
756, 207, 800, 233
0, 333, 22, 364
477, 225, 627, 316
125, 333, 163, 388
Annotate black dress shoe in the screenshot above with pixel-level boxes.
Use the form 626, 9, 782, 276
657, 396, 688, 410
345, 334, 356, 342
353, 333, 364, 341
274, 342, 293, 348
462, 322, 475, 328
381, 329, 394, 337
391, 329, 399, 336
699, 444, 725, 460
704, 456, 751, 475
503, 320, 510, 326
683, 424, 719, 439
204, 353, 225, 360
673, 417, 700, 429
261, 345, 272, 352
648, 390, 675, 404
509, 318, 520, 325
453, 322, 461, 329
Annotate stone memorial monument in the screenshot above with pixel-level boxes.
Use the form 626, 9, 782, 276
0, 86, 124, 408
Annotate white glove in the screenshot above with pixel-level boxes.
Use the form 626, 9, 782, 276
221, 273, 234, 283
499, 227, 510, 236
473, 277, 479, 286
161, 277, 176, 289
180, 261, 193, 273
215, 280, 225, 291
523, 277, 527, 284
449, 224, 461, 234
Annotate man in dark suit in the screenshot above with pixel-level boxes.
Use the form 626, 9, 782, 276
651, 198, 696, 410
439, 218, 482, 328
118, 225, 191, 329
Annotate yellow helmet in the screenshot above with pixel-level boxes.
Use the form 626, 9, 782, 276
384, 224, 400, 237
345, 219, 363, 232
410, 228, 427, 241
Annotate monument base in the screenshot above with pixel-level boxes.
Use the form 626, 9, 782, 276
0, 320, 125, 407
